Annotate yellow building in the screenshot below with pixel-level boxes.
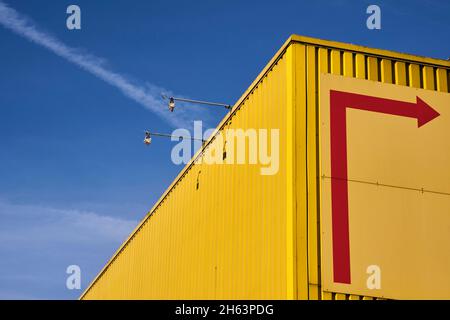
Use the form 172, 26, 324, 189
81, 35, 450, 300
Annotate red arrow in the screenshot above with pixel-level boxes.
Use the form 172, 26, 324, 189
329, 90, 440, 284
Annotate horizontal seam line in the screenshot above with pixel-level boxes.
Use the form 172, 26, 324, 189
321, 175, 450, 196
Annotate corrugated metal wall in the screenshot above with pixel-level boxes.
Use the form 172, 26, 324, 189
82, 47, 289, 299
81, 35, 449, 300
289, 36, 449, 300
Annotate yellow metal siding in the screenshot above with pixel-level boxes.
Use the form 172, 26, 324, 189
355, 54, 366, 79
305, 45, 320, 300
437, 68, 448, 92
82, 35, 449, 300
409, 64, 421, 88
297, 39, 449, 300
314, 47, 330, 302
287, 43, 308, 300
82, 50, 289, 300
285, 44, 297, 300
380, 59, 393, 84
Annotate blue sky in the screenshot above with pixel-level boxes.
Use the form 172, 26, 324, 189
0, 0, 448, 299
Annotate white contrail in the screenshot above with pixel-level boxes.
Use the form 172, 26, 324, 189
0, 1, 191, 128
